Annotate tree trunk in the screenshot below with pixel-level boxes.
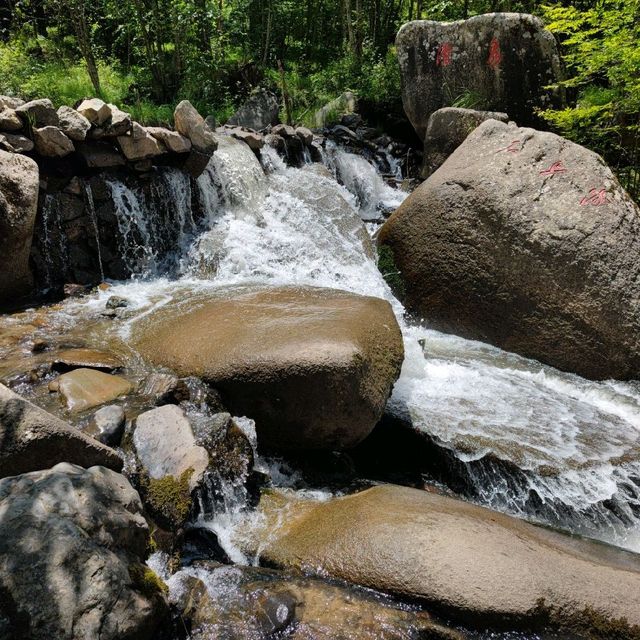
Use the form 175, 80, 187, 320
68, 0, 101, 95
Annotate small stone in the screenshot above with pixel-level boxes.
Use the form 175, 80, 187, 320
0, 95, 25, 109
140, 372, 180, 405
31, 339, 48, 353
271, 123, 296, 138
106, 295, 129, 310
90, 404, 126, 446
227, 127, 264, 150
64, 283, 91, 297
118, 122, 164, 161
89, 105, 132, 138
146, 127, 191, 154
295, 126, 314, 145
0, 132, 34, 153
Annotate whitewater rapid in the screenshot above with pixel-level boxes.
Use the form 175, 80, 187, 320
55, 134, 640, 552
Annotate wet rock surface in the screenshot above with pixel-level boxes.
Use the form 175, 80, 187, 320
51, 367, 133, 412
248, 485, 640, 632
0, 383, 122, 477
134, 286, 404, 450
0, 462, 169, 639
379, 119, 640, 380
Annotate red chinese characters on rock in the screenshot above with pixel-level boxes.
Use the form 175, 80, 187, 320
579, 188, 610, 206
488, 37, 502, 68
496, 140, 521, 154
436, 42, 453, 67
539, 161, 568, 177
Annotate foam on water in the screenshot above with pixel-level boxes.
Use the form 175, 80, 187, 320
53, 135, 640, 551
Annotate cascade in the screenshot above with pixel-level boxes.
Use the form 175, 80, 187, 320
83, 182, 105, 282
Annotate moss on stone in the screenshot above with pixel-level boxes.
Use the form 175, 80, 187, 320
143, 468, 194, 531
129, 562, 169, 598
377, 243, 405, 300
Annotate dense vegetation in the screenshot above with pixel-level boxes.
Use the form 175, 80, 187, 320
0, 0, 638, 177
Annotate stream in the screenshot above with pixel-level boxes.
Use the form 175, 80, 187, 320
1, 133, 640, 636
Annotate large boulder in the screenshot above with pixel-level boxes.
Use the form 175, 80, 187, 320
15, 98, 58, 127
146, 126, 191, 154
117, 122, 165, 161
0, 463, 169, 639
32, 125, 75, 157
0, 150, 39, 303
227, 89, 280, 131
249, 485, 640, 633
57, 105, 91, 141
421, 106, 508, 177
134, 287, 404, 450
378, 119, 640, 380
0, 383, 122, 478
0, 108, 22, 132
76, 98, 112, 126
396, 13, 563, 139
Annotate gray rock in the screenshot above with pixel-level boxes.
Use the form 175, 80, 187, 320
134, 404, 209, 491
146, 126, 192, 153
396, 13, 563, 139
174, 100, 218, 154
0, 383, 122, 478
227, 126, 264, 150
89, 104, 132, 138
0, 462, 168, 639
379, 119, 640, 380
139, 372, 180, 404
32, 125, 75, 157
0, 132, 33, 153
422, 107, 509, 176
0, 108, 23, 131
271, 123, 296, 138
181, 148, 213, 178
15, 98, 58, 127
106, 295, 130, 309
295, 126, 313, 145
314, 92, 357, 127
0, 95, 25, 109
118, 122, 165, 161
0, 150, 38, 302
57, 105, 91, 141
76, 97, 112, 125
227, 89, 280, 131
76, 141, 126, 168
90, 404, 126, 446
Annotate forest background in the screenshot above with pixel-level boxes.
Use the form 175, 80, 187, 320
0, 0, 638, 182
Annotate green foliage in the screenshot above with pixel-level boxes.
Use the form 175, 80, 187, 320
143, 468, 194, 531
377, 243, 405, 300
539, 1, 640, 166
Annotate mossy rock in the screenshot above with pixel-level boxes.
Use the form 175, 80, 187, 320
129, 562, 169, 599
377, 243, 405, 300
140, 468, 194, 532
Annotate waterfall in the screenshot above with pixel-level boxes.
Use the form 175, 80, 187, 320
83, 183, 105, 282
68, 135, 640, 554
37, 194, 68, 288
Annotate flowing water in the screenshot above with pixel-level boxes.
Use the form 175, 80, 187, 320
3, 134, 640, 634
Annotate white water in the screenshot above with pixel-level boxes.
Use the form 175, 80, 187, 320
62, 133, 640, 552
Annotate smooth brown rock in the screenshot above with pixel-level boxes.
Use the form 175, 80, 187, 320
227, 127, 264, 150
32, 125, 75, 157
0, 463, 168, 639
134, 286, 403, 450
53, 368, 133, 412
250, 485, 640, 631
0, 150, 39, 302
379, 119, 640, 380
0, 383, 122, 477
51, 347, 124, 372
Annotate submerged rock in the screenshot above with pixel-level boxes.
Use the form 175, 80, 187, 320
51, 347, 123, 373
0, 462, 169, 639
0, 150, 39, 303
396, 13, 563, 139
134, 286, 404, 450
379, 119, 640, 380
0, 383, 122, 477
171, 563, 462, 640
51, 367, 133, 412
249, 485, 640, 634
